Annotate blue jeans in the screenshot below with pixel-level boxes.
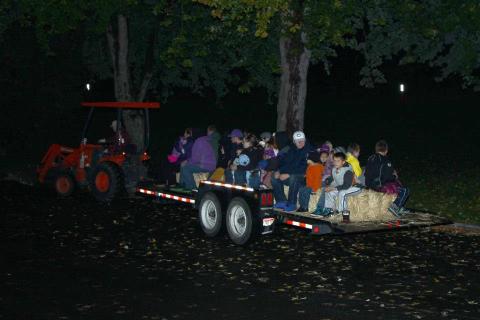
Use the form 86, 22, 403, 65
271, 174, 305, 205
225, 170, 261, 189
298, 186, 313, 209
246, 171, 261, 189
393, 187, 409, 208
316, 180, 328, 211
180, 164, 207, 189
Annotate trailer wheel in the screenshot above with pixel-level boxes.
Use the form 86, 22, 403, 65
198, 193, 223, 237
226, 197, 258, 245
89, 162, 124, 202
51, 170, 75, 197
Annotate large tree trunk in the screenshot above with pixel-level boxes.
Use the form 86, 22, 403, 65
107, 14, 145, 152
276, 34, 311, 135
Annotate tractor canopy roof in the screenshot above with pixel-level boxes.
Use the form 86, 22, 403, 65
81, 101, 160, 109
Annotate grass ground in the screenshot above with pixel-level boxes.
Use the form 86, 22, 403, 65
402, 161, 480, 225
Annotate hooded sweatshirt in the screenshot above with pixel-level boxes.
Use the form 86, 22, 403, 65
208, 131, 222, 161
329, 163, 354, 191
322, 155, 334, 181
364, 153, 396, 190
235, 146, 263, 171
346, 152, 362, 177
187, 136, 216, 171
306, 163, 324, 192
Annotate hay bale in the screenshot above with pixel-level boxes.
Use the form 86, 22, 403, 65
193, 172, 211, 187
346, 189, 396, 222
209, 168, 225, 182
308, 191, 321, 212
278, 185, 396, 222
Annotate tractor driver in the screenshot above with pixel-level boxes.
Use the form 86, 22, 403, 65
98, 120, 130, 152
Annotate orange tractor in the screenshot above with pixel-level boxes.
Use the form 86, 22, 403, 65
37, 101, 160, 202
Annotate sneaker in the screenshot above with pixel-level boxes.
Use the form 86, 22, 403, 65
388, 203, 401, 217
313, 208, 334, 217
284, 203, 298, 213
296, 207, 308, 213
274, 201, 287, 210
327, 209, 336, 216
313, 206, 325, 215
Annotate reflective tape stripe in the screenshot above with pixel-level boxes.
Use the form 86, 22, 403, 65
285, 220, 313, 229
137, 188, 195, 204
201, 180, 254, 192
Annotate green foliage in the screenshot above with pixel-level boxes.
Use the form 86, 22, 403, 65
1, 0, 279, 100
197, 0, 480, 90
1, 0, 479, 103
348, 0, 480, 89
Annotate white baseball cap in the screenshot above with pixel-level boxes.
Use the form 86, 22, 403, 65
293, 131, 306, 142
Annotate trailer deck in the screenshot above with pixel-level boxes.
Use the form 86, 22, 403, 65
136, 180, 452, 244
274, 209, 452, 235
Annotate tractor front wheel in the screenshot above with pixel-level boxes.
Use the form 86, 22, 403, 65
90, 162, 124, 202
52, 171, 75, 197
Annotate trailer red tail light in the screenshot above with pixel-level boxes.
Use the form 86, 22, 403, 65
260, 193, 273, 207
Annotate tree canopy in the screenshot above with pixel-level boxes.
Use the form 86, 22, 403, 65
0, 0, 279, 100
1, 0, 479, 132
198, 0, 480, 90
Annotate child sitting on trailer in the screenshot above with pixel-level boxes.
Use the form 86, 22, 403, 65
346, 143, 363, 185
320, 152, 362, 216
312, 143, 334, 211
225, 134, 263, 188
297, 151, 328, 212
364, 140, 410, 217
258, 136, 278, 188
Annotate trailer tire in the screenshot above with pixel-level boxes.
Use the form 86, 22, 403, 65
226, 197, 258, 245
198, 192, 223, 237
89, 162, 124, 203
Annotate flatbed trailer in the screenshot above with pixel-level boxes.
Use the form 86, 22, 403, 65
137, 180, 452, 245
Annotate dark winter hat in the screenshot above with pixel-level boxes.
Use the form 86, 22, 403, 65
228, 129, 243, 138
319, 144, 331, 153
308, 151, 321, 163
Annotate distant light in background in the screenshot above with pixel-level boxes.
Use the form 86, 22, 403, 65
86, 83, 91, 91
399, 83, 405, 93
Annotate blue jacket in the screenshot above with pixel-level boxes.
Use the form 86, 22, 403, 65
278, 142, 312, 175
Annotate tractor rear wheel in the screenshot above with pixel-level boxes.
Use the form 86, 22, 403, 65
90, 162, 124, 202
51, 170, 75, 197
